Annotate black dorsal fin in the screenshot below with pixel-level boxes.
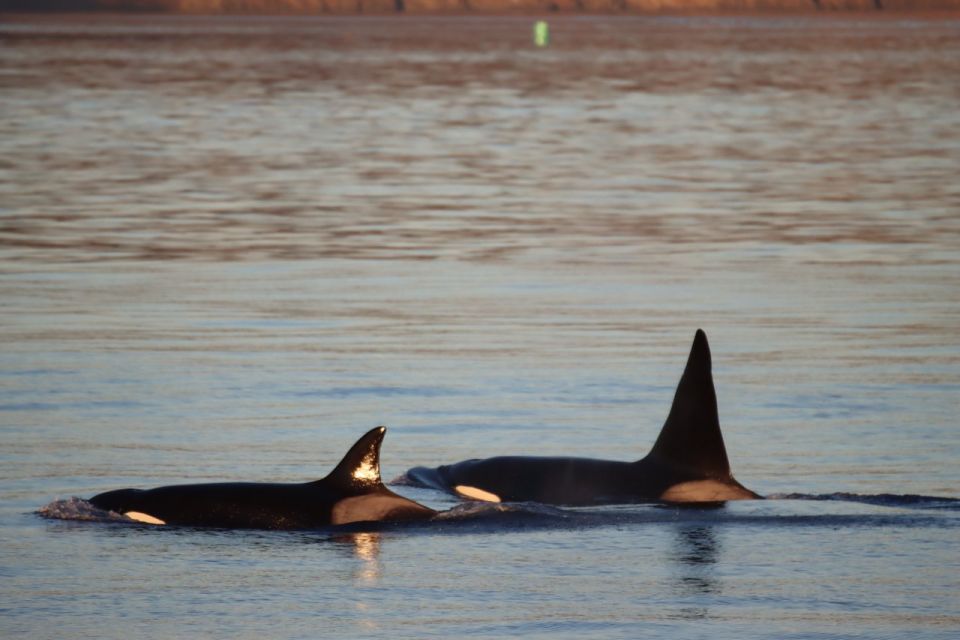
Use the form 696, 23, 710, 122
322, 426, 387, 491
648, 330, 732, 479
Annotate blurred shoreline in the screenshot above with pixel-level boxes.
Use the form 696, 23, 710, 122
3, 0, 960, 15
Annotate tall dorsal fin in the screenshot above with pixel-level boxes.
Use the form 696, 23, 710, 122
322, 426, 387, 491
648, 330, 732, 479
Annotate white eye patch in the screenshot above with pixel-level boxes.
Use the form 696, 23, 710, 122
124, 511, 166, 525
454, 485, 501, 503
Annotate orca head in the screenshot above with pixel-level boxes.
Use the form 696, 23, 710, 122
88, 488, 167, 524
89, 488, 139, 514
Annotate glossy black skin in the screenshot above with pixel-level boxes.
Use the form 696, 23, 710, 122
90, 427, 436, 529
89, 482, 432, 529
406, 330, 761, 506
407, 455, 757, 506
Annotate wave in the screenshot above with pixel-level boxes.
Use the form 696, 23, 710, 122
37, 492, 958, 534
767, 493, 960, 511
37, 497, 129, 523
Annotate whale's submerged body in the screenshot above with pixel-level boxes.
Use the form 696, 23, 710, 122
89, 427, 436, 528
406, 330, 760, 506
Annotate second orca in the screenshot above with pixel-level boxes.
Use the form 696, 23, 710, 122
404, 330, 761, 505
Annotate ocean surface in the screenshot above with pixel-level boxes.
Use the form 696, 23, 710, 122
2, 12, 959, 639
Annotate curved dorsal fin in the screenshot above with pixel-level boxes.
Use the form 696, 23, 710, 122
322, 426, 386, 491
648, 330, 732, 479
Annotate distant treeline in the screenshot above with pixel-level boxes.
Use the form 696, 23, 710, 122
3, 0, 958, 12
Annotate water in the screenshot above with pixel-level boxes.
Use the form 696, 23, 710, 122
2, 13, 959, 639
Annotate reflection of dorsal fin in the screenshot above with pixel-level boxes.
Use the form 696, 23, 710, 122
322, 426, 386, 491
648, 330, 732, 479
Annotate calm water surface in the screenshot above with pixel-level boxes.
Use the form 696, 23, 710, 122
1, 13, 959, 639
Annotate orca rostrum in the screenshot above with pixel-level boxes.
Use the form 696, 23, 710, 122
90, 427, 436, 528
405, 330, 761, 505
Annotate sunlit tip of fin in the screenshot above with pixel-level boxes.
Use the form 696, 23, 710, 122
124, 511, 166, 525
455, 485, 501, 503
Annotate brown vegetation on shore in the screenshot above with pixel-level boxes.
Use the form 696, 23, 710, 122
3, 0, 959, 12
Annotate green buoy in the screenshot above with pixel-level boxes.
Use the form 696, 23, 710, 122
534, 21, 549, 48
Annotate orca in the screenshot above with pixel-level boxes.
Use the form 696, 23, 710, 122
89, 426, 436, 529
405, 330, 761, 505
